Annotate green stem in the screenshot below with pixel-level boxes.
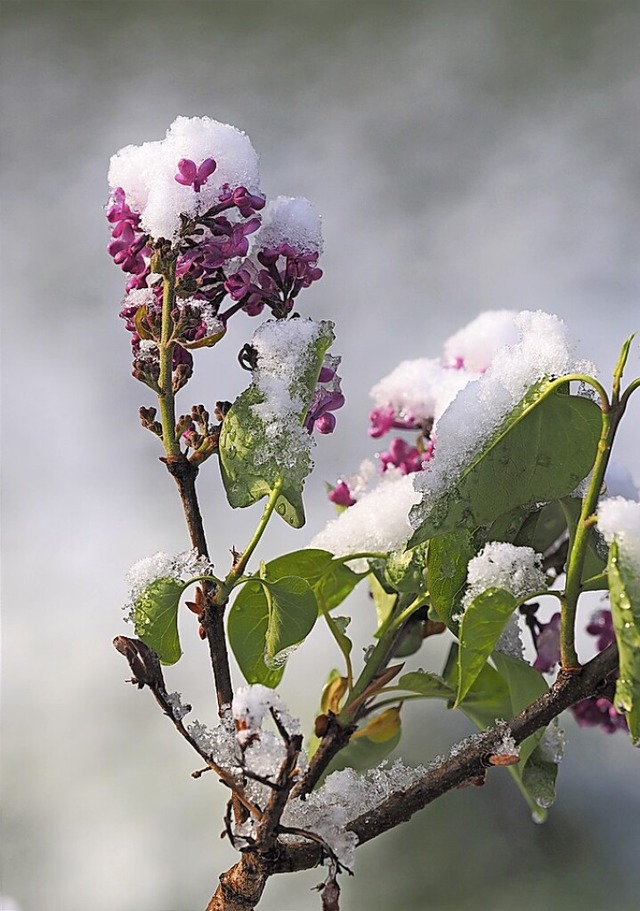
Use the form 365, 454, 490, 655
157, 259, 180, 458
546, 372, 610, 411
217, 479, 284, 601
330, 551, 389, 565
385, 595, 429, 635
361, 693, 426, 715
561, 403, 623, 669
186, 573, 226, 590
620, 377, 640, 411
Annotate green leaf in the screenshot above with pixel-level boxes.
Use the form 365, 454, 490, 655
368, 572, 398, 632
443, 644, 512, 729
398, 670, 454, 699
456, 588, 518, 705
228, 576, 318, 687
427, 528, 478, 633
521, 745, 558, 822
132, 577, 185, 666
512, 501, 568, 554
219, 321, 335, 527
410, 382, 602, 544
228, 580, 284, 687
322, 726, 402, 776
392, 620, 426, 658
329, 615, 353, 661
608, 540, 640, 744
261, 548, 365, 611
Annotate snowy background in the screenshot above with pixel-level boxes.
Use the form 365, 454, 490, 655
2, 2, 640, 910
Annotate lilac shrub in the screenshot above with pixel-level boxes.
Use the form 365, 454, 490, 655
108, 117, 640, 911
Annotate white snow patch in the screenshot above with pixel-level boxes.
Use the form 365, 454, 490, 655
108, 116, 261, 240
309, 473, 421, 568
463, 542, 547, 608
597, 497, 640, 575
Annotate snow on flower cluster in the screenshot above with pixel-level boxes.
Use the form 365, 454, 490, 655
107, 117, 324, 375
108, 116, 261, 240
410, 310, 594, 531
258, 196, 323, 257
310, 472, 421, 566
317, 309, 592, 560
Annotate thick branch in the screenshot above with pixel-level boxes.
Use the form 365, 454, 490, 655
204, 643, 620, 909
164, 453, 234, 709
347, 643, 618, 847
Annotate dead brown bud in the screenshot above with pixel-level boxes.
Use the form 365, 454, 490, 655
113, 636, 165, 690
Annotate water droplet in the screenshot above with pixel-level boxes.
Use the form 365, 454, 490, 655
276, 503, 286, 515
226, 445, 236, 459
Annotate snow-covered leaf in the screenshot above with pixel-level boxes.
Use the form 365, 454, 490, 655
411, 383, 602, 544
132, 577, 185, 666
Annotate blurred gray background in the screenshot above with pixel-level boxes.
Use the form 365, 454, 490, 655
2, 2, 640, 910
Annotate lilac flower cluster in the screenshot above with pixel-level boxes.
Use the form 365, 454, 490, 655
106, 188, 150, 290
225, 244, 322, 319
107, 118, 325, 397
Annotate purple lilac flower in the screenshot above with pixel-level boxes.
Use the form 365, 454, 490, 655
378, 438, 429, 475
571, 697, 627, 733
107, 187, 150, 283
568, 607, 626, 733
585, 608, 616, 652
225, 243, 323, 318
304, 356, 345, 435
174, 157, 217, 192
217, 184, 266, 218
328, 481, 356, 508
533, 612, 562, 673
368, 405, 420, 439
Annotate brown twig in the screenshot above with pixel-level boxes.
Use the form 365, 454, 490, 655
113, 636, 258, 819
163, 452, 234, 710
